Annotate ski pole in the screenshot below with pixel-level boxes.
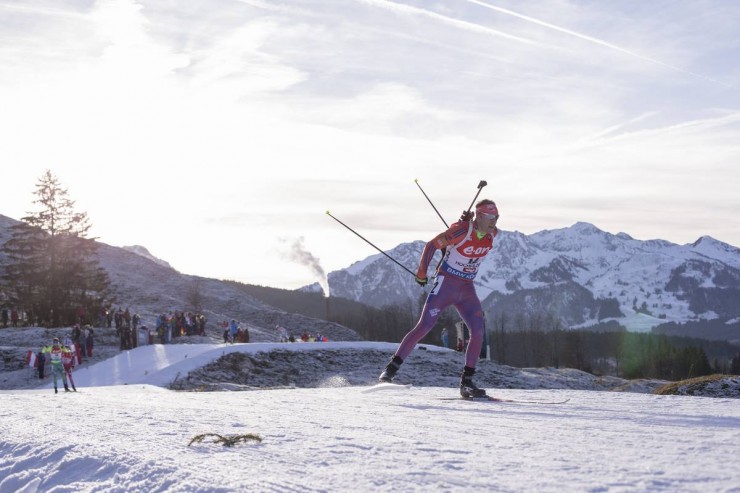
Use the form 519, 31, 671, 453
326, 211, 417, 278
414, 179, 448, 228
461, 180, 487, 219
414, 179, 449, 272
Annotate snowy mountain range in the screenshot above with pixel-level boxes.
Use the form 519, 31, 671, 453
315, 222, 740, 333
3, 210, 739, 339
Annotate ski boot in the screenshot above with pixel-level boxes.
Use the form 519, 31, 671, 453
54, 387, 58, 394
64, 384, 70, 392
460, 366, 487, 399
378, 356, 403, 383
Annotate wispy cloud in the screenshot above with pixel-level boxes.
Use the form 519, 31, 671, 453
1, 0, 738, 289
464, 0, 738, 89
0, 2, 88, 19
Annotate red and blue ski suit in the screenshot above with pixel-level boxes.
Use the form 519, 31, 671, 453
394, 220, 497, 368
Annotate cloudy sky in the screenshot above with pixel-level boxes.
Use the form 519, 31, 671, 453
1, 0, 738, 290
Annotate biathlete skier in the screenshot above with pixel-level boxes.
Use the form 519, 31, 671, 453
378, 199, 500, 398
61, 345, 78, 392
43, 338, 71, 394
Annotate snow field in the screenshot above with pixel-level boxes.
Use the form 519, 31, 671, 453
1, 384, 738, 492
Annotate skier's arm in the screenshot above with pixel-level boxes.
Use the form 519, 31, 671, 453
416, 221, 469, 280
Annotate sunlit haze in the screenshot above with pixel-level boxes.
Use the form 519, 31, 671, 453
1, 0, 738, 290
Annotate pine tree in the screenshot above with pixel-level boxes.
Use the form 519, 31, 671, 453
1, 170, 113, 327
732, 354, 740, 375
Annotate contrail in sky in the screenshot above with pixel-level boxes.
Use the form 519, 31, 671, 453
463, 0, 737, 89
233, 0, 318, 17
357, 0, 543, 47
0, 2, 87, 19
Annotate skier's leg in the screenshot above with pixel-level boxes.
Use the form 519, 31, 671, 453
67, 370, 77, 391
51, 365, 62, 393
455, 285, 488, 398
380, 276, 455, 382
454, 285, 485, 369
62, 369, 69, 391
394, 276, 455, 361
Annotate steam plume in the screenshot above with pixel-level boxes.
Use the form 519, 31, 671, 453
287, 237, 330, 297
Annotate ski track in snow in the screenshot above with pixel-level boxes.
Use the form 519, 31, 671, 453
1, 343, 739, 492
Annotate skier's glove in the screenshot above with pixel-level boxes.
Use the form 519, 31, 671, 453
460, 210, 473, 222
415, 275, 428, 287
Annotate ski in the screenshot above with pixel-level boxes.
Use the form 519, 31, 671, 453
361, 382, 412, 394
438, 396, 570, 405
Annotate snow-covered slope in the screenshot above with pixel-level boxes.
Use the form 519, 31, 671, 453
1, 340, 738, 492
122, 244, 173, 269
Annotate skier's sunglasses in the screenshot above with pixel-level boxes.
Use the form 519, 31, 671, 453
477, 212, 499, 222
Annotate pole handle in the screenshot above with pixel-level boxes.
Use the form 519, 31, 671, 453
464, 179, 488, 216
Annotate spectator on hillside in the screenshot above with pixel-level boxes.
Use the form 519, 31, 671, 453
11, 309, 19, 327
71, 325, 84, 364
275, 325, 288, 342
441, 328, 449, 348
85, 327, 94, 357
1, 308, 8, 328
98, 307, 108, 328
121, 325, 132, 350
164, 316, 172, 344
37, 349, 46, 379
223, 327, 231, 344
229, 320, 238, 343
198, 314, 206, 336
131, 318, 139, 349
114, 308, 123, 333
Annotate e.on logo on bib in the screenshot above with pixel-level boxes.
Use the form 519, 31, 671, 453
463, 246, 491, 256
